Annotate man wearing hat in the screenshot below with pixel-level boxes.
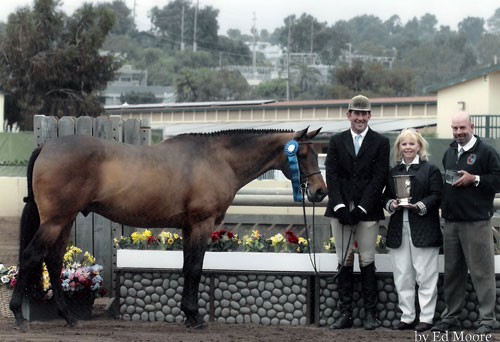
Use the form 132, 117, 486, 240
324, 94, 390, 330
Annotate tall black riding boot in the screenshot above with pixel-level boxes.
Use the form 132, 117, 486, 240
360, 262, 378, 330
329, 264, 353, 330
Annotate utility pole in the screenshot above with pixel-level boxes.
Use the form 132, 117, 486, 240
286, 17, 292, 101
133, 0, 136, 28
346, 42, 352, 67
193, 0, 198, 51
310, 20, 314, 53
180, 3, 185, 51
251, 12, 257, 76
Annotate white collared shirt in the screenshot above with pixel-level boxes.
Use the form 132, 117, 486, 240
350, 127, 369, 149
458, 135, 477, 152
401, 154, 420, 171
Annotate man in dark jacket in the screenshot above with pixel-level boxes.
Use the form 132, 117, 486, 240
432, 111, 500, 335
324, 94, 389, 330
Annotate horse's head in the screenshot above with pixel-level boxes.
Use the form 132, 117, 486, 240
284, 127, 327, 202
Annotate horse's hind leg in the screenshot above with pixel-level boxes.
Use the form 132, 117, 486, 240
44, 220, 77, 326
10, 217, 75, 330
9, 257, 43, 331
181, 220, 213, 329
9, 229, 48, 331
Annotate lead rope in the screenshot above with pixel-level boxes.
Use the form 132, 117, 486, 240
300, 184, 354, 282
327, 224, 354, 283
301, 184, 319, 276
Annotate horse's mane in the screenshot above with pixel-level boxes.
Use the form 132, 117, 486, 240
180, 129, 293, 137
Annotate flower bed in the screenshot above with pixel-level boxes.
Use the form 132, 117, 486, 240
115, 228, 389, 254
1, 246, 106, 322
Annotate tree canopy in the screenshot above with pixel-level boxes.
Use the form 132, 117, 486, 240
2, 0, 500, 120
0, 0, 122, 129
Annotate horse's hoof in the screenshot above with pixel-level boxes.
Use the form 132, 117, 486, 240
66, 320, 80, 328
191, 321, 208, 329
15, 319, 30, 333
185, 319, 207, 329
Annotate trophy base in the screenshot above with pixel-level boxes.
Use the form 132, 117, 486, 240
398, 198, 411, 206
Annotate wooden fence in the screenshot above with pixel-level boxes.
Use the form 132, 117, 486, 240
33, 114, 152, 295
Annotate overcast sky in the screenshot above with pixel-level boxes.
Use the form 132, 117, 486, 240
1, 0, 499, 35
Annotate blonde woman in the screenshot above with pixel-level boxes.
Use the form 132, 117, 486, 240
384, 128, 443, 332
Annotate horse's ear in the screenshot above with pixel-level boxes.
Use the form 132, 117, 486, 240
306, 127, 322, 140
293, 127, 309, 140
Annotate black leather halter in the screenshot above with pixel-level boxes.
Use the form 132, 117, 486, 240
298, 141, 321, 180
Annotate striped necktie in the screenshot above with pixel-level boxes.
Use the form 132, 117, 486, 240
457, 147, 464, 161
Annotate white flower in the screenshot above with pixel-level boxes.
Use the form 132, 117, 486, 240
1, 275, 10, 284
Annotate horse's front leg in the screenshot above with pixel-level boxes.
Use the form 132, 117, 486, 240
181, 219, 213, 329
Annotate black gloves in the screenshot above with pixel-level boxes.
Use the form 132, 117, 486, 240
335, 207, 351, 226
350, 207, 366, 226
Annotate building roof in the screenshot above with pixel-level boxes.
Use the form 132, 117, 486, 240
263, 96, 436, 109
105, 96, 436, 115
104, 85, 175, 96
105, 99, 278, 114
425, 63, 500, 93
153, 118, 437, 138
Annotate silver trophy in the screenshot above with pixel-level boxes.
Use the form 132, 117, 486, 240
393, 175, 413, 206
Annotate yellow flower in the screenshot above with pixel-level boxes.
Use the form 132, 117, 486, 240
173, 233, 179, 239
167, 238, 174, 245
42, 263, 51, 291
131, 232, 147, 244
298, 237, 308, 245
253, 230, 260, 238
270, 233, 284, 246
144, 229, 152, 237
324, 243, 331, 251
84, 251, 95, 265
330, 237, 335, 244
159, 231, 171, 239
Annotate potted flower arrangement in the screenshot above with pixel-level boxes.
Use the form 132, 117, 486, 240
114, 229, 183, 250
0, 264, 18, 318
322, 235, 388, 254
20, 245, 106, 322
376, 234, 389, 254
242, 229, 271, 252
0, 264, 18, 289
207, 229, 241, 251
268, 230, 310, 253
117, 228, 319, 272
323, 237, 336, 253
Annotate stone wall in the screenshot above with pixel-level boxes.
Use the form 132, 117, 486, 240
118, 270, 500, 327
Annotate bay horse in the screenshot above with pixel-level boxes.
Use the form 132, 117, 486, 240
10, 127, 327, 331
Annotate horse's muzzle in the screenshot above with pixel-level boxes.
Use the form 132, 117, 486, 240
306, 187, 327, 202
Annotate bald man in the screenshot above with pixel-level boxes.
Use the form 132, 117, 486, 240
432, 111, 500, 335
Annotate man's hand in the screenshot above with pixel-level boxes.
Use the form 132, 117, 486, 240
350, 207, 366, 225
453, 170, 475, 187
335, 207, 351, 226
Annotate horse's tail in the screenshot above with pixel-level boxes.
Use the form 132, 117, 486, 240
18, 147, 42, 263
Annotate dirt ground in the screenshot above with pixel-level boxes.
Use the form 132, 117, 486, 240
1, 217, 499, 342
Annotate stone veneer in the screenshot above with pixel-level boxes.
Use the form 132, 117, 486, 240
118, 270, 500, 327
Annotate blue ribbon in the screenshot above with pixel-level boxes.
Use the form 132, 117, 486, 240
284, 140, 302, 202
